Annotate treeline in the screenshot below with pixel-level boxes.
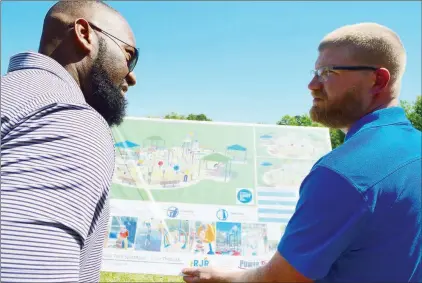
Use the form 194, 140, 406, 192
158, 96, 421, 149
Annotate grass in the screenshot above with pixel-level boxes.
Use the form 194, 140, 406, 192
100, 272, 183, 282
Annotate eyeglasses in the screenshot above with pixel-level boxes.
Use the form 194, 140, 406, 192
311, 66, 378, 82
88, 22, 139, 73
69, 21, 139, 73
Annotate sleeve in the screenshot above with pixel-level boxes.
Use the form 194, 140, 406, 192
0, 105, 115, 283
277, 165, 369, 280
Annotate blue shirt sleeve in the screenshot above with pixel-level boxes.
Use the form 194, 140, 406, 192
277, 165, 369, 280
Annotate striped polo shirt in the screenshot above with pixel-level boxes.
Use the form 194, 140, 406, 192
1, 52, 115, 282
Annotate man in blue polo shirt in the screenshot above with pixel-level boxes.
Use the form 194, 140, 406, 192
182, 23, 421, 283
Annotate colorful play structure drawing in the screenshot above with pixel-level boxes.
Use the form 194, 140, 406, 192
127, 219, 218, 255
106, 216, 138, 250
113, 134, 240, 189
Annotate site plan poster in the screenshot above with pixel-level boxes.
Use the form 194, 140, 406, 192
101, 117, 332, 275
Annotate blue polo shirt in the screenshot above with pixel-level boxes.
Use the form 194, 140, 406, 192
278, 107, 421, 282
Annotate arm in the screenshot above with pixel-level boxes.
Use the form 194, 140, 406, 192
183, 166, 369, 282
0, 106, 114, 282
231, 251, 313, 282
276, 166, 369, 280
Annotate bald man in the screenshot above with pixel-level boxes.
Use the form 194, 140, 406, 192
1, 1, 137, 282
182, 23, 421, 283
38, 0, 137, 125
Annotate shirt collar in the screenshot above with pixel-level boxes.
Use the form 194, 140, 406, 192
345, 106, 410, 141
7, 51, 82, 96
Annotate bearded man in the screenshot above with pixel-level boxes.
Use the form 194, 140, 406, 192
182, 22, 421, 283
1, 1, 137, 282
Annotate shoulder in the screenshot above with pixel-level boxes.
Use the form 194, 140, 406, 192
4, 102, 115, 175
1, 66, 87, 120
314, 124, 421, 193
300, 164, 366, 205
45, 104, 115, 165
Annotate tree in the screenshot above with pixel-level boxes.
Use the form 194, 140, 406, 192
186, 114, 212, 121
164, 112, 212, 121
163, 112, 186, 120
277, 114, 345, 149
329, 128, 346, 149
277, 114, 319, 127
401, 95, 421, 131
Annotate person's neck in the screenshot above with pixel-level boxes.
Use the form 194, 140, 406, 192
45, 46, 82, 88
370, 98, 399, 113
343, 97, 399, 133
63, 64, 81, 87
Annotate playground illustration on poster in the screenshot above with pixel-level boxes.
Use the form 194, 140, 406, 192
161, 219, 191, 253
240, 223, 268, 256
255, 127, 332, 160
105, 216, 138, 250
256, 157, 316, 188
134, 218, 163, 252
110, 119, 255, 206
101, 117, 332, 275
216, 222, 242, 256
191, 221, 217, 255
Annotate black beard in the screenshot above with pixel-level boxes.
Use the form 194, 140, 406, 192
86, 41, 127, 127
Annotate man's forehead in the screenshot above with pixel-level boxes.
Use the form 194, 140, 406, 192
92, 12, 136, 46
315, 46, 356, 69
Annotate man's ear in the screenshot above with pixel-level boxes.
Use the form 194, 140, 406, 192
72, 18, 95, 53
371, 68, 390, 95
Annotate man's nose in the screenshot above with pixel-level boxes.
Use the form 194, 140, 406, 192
126, 71, 136, 86
308, 75, 321, 91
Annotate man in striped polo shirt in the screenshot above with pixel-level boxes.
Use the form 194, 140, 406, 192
1, 1, 137, 282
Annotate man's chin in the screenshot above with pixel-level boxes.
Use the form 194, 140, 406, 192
98, 99, 127, 127
93, 106, 126, 127
310, 108, 344, 129
106, 112, 126, 127
309, 107, 323, 123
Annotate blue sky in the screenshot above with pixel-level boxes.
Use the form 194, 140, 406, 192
2, 1, 421, 124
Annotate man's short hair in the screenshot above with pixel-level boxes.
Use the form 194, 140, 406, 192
39, 0, 119, 54
46, 0, 116, 18
318, 22, 406, 96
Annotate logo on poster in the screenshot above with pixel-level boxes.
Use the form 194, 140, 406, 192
237, 189, 253, 204
167, 206, 179, 218
238, 260, 267, 269
190, 257, 210, 267
216, 209, 228, 221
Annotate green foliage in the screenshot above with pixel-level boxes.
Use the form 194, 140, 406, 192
329, 128, 346, 149
163, 112, 187, 120
164, 112, 212, 121
276, 114, 319, 127
401, 96, 422, 131
186, 113, 212, 121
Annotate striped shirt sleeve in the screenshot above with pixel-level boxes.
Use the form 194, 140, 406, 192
1, 104, 115, 282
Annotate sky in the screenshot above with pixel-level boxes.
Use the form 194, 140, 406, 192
2, 1, 421, 124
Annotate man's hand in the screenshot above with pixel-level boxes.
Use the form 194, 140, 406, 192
181, 251, 313, 283
182, 267, 239, 283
